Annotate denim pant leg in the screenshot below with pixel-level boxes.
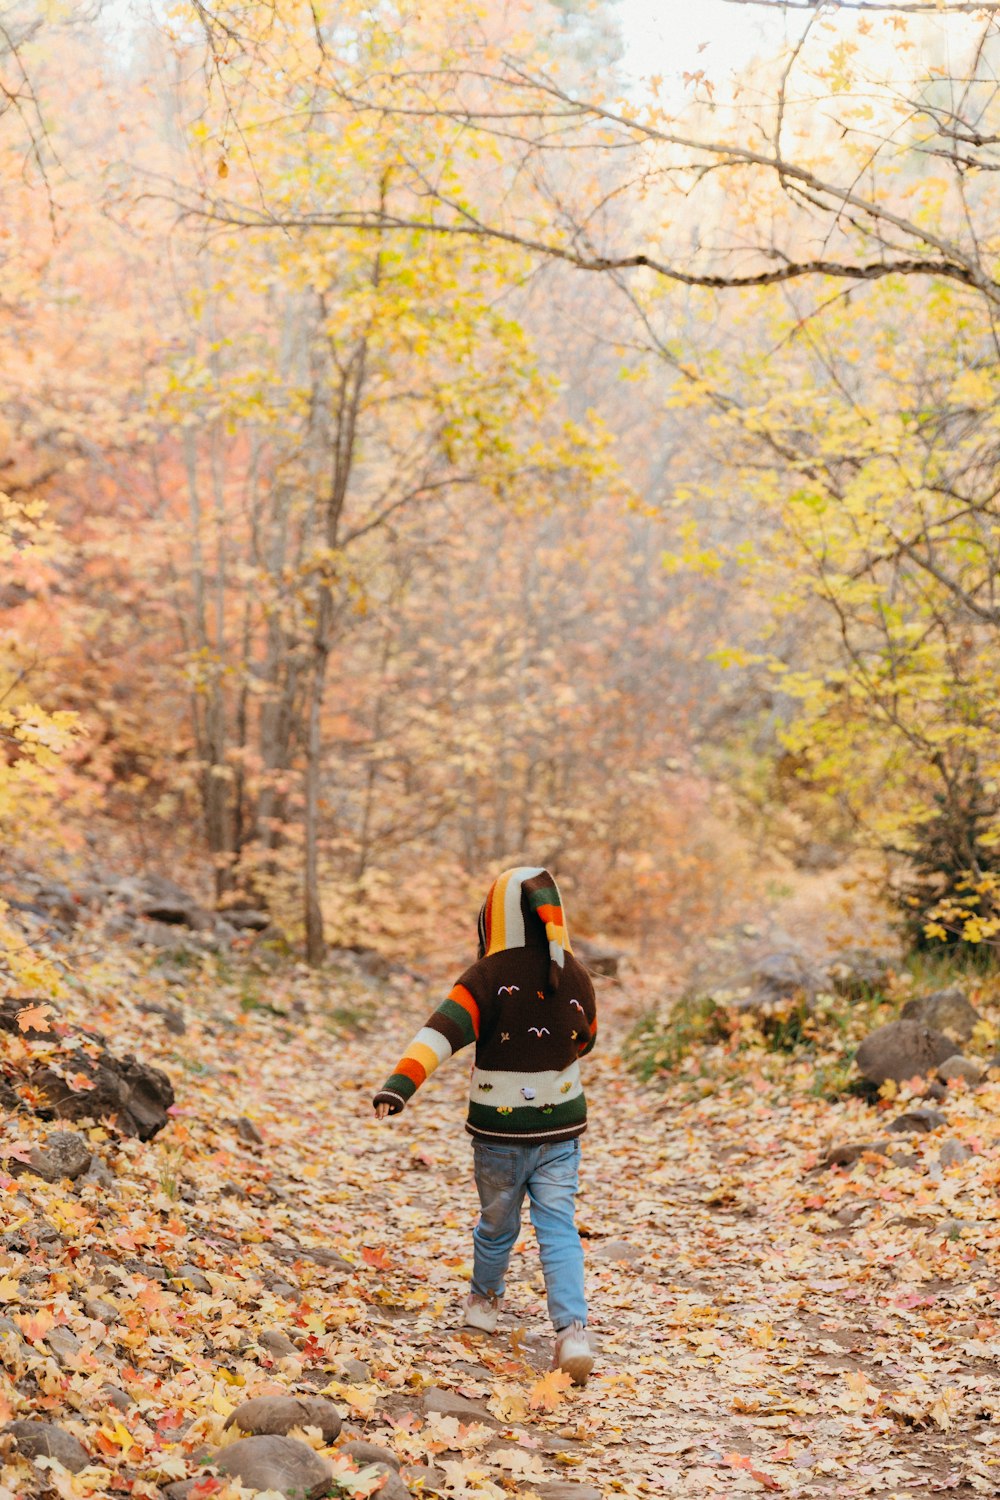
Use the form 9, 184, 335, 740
526, 1138, 587, 1331
471, 1142, 529, 1300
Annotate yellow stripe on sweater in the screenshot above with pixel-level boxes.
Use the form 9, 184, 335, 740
407, 1041, 442, 1077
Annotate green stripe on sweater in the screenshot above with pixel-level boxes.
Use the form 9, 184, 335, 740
437, 996, 478, 1044
383, 1073, 417, 1100
467, 1093, 586, 1134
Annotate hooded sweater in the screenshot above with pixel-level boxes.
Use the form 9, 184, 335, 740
374, 866, 597, 1144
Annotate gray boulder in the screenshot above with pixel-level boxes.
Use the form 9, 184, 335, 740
224, 1394, 343, 1445
214, 1435, 333, 1498
855, 1020, 955, 1085
938, 1139, 972, 1169
900, 988, 980, 1045
5, 1420, 90, 1473
257, 1328, 296, 1358
722, 948, 826, 1015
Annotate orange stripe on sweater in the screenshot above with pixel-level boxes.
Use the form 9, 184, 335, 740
535, 903, 564, 924
396, 1056, 427, 1087
448, 984, 481, 1038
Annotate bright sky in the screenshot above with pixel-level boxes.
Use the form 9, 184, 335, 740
616, 0, 794, 93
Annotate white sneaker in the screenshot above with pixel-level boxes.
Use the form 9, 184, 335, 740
462, 1292, 500, 1332
553, 1321, 594, 1386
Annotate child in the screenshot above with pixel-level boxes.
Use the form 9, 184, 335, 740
373, 865, 598, 1385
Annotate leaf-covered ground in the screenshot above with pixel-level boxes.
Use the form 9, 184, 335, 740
1, 938, 999, 1498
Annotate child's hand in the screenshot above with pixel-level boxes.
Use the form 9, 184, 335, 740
374, 1102, 392, 1120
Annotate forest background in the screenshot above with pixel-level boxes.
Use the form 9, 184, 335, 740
5, 0, 1000, 986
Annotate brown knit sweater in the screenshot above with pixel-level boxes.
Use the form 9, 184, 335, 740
374, 866, 597, 1143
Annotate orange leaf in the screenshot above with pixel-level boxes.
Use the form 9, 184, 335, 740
528, 1368, 572, 1412
16, 1003, 52, 1033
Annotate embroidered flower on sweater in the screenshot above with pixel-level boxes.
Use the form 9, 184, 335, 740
528, 1026, 550, 1037
498, 985, 519, 996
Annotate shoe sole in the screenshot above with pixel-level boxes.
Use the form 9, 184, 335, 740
558, 1352, 594, 1386
462, 1316, 498, 1333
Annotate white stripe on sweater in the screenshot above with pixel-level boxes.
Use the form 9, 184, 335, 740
469, 1061, 581, 1111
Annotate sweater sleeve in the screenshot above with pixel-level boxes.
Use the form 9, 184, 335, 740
373, 977, 483, 1115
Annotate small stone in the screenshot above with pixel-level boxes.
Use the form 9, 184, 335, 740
267, 1278, 301, 1302
339, 1441, 401, 1472
172, 1264, 212, 1294
822, 1142, 888, 1168
101, 1384, 132, 1412
5, 1420, 90, 1474
938, 1055, 984, 1087
595, 1240, 642, 1262
296, 1244, 353, 1271
44, 1325, 82, 1365
888, 1107, 947, 1135
11, 1130, 92, 1184
403, 1463, 445, 1489
258, 1328, 296, 1357
84, 1297, 118, 1323
236, 1116, 264, 1145
225, 1394, 343, 1444
338, 1357, 370, 1384
214, 1434, 334, 1499
922, 1081, 948, 1102
422, 1388, 498, 1426
536, 1485, 604, 1500
369, 1469, 411, 1500
938, 1139, 972, 1169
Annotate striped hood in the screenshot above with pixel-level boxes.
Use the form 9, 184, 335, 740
477, 865, 570, 994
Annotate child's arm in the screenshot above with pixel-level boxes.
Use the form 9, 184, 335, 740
373, 980, 482, 1116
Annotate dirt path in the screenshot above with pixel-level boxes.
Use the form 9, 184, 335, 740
2, 951, 998, 1498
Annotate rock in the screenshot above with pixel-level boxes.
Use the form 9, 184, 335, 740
236, 1116, 264, 1145
922, 1080, 948, 1102
368, 1469, 411, 1500
214, 1434, 334, 1498
986, 1054, 1000, 1074
267, 1277, 301, 1302
225, 908, 271, 932
721, 948, 827, 1016
900, 988, 980, 1045
84, 1297, 118, 1323
171, 1265, 212, 1294
9, 1130, 91, 1183
938, 1139, 972, 1168
258, 1328, 296, 1358
224, 1394, 343, 1444
5, 1420, 90, 1473
938, 1054, 984, 1087
293, 1244, 353, 1271
888, 1106, 947, 1135
337, 1357, 370, 1384
827, 947, 893, 999
44, 1325, 82, 1365
101, 1384, 132, 1412
855, 1020, 955, 1085
0, 1001, 175, 1140
595, 1239, 643, 1262
822, 1141, 889, 1169
339, 1441, 401, 1472
402, 1464, 445, 1490
573, 936, 623, 978
422, 1388, 498, 1426
535, 1485, 604, 1500
137, 1002, 187, 1036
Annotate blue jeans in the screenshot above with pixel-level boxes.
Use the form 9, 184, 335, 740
471, 1136, 587, 1331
